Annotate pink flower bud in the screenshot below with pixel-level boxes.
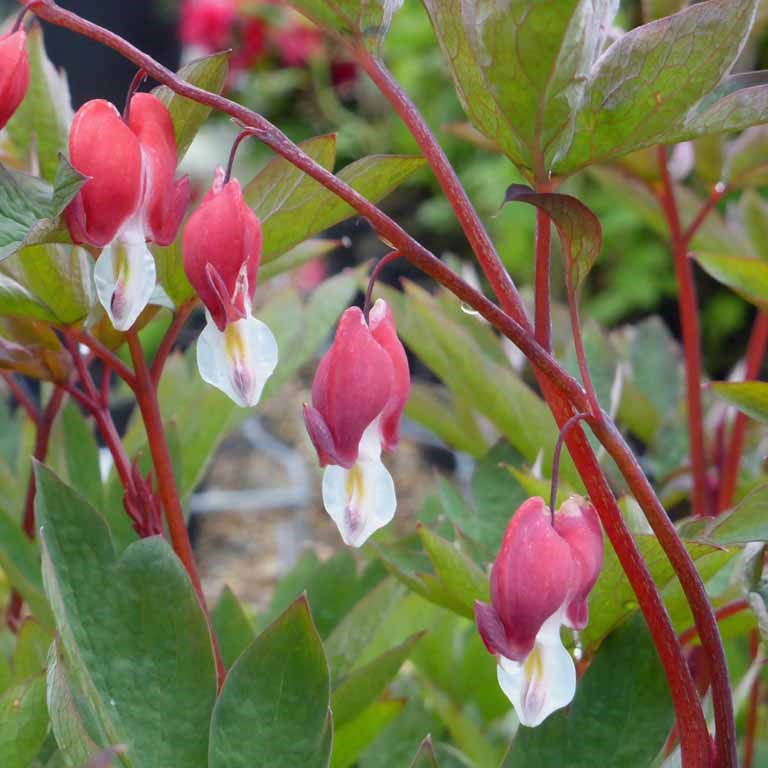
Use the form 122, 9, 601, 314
182, 168, 277, 408
182, 167, 261, 332
304, 300, 409, 469
0, 29, 29, 130
474, 495, 604, 727
304, 299, 410, 547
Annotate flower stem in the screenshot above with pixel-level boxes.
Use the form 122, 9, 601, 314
549, 412, 589, 516
122, 67, 147, 122
534, 202, 552, 350
743, 630, 761, 768
717, 311, 768, 512
66, 327, 137, 390
657, 147, 710, 517
363, 251, 401, 321
679, 599, 749, 647
126, 330, 225, 688
150, 300, 195, 386
1, 372, 40, 426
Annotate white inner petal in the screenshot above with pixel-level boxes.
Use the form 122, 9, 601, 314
197, 310, 278, 407
94, 223, 156, 331
496, 610, 576, 728
322, 421, 396, 547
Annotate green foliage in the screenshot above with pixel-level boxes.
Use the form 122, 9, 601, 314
209, 596, 332, 768
712, 381, 768, 423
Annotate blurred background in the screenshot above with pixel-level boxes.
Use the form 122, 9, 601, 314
6, 0, 768, 614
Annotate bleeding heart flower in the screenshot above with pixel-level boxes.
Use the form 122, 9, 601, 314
304, 300, 409, 547
474, 496, 603, 727
182, 166, 277, 407
0, 29, 29, 130
66, 94, 189, 331
179, 0, 237, 51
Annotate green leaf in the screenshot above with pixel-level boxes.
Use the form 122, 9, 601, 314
47, 642, 103, 767
153, 53, 229, 162
711, 381, 768, 422
209, 596, 332, 768
331, 699, 405, 768
59, 404, 103, 513
417, 526, 488, 619
558, 0, 759, 173
502, 615, 673, 767
502, 185, 602, 289
695, 251, 768, 309
152, 240, 193, 309
0, 159, 86, 262
723, 126, 768, 187
253, 150, 425, 262
642, 0, 688, 21
0, 505, 52, 628
36, 463, 217, 768
706, 484, 768, 544
0, 244, 94, 324
0, 676, 48, 768
463, 0, 617, 174
325, 579, 405, 681
13, 619, 52, 683
332, 632, 424, 728
211, 585, 255, 669
6, 25, 72, 182
410, 737, 440, 768
288, 0, 403, 52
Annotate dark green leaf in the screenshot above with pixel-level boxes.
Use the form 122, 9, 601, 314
711, 381, 768, 422
503, 615, 673, 767
331, 699, 405, 768
332, 632, 424, 728
209, 596, 331, 768
0, 676, 48, 768
36, 464, 217, 768
559, 0, 758, 172
6, 25, 72, 182
212, 585, 255, 669
706, 484, 768, 543
154, 53, 229, 162
0, 159, 85, 262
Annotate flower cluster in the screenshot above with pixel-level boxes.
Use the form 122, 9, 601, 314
474, 496, 603, 726
304, 300, 409, 547
66, 94, 189, 330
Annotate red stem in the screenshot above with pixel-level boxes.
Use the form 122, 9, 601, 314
679, 599, 749, 647
717, 311, 768, 512
657, 147, 710, 518
682, 184, 727, 245
1, 372, 40, 426
66, 327, 137, 390
126, 330, 225, 688
743, 630, 761, 768
24, 5, 730, 761
567, 274, 602, 417
363, 250, 401, 321
534, 202, 553, 350
150, 301, 195, 386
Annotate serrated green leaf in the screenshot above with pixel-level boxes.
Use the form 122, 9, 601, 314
0, 676, 48, 768
463, 0, 617, 174
153, 53, 229, 162
559, 0, 758, 173
503, 185, 602, 289
695, 251, 768, 309
331, 699, 405, 768
711, 380, 768, 423
0, 159, 85, 262
209, 596, 331, 768
332, 632, 424, 728
211, 585, 255, 670
502, 615, 673, 767
6, 25, 72, 182
37, 464, 217, 768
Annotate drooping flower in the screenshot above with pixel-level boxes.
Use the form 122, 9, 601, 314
474, 496, 603, 727
0, 29, 29, 130
182, 166, 277, 407
179, 0, 237, 52
66, 94, 189, 330
303, 300, 409, 547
